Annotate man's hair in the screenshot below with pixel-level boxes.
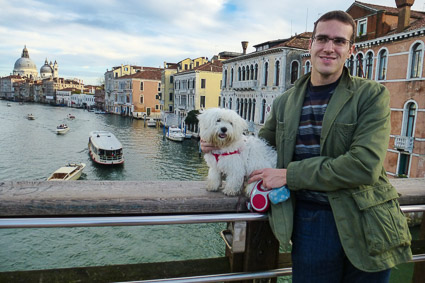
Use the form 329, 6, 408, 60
312, 10, 356, 44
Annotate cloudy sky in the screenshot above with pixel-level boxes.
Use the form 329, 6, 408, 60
1, 0, 424, 85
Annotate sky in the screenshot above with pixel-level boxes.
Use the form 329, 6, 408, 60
1, 0, 425, 85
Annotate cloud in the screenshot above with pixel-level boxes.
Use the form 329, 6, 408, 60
1, 0, 424, 84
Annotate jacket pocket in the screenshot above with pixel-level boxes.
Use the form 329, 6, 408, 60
352, 185, 411, 256
330, 122, 357, 154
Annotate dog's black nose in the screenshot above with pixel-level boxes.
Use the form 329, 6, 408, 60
221, 127, 227, 133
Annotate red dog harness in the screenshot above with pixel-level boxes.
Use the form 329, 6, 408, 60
212, 150, 240, 162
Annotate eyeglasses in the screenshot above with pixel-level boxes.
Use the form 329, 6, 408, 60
312, 35, 352, 47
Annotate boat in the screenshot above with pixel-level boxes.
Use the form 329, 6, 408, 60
88, 131, 124, 165
47, 163, 86, 181
56, 124, 70, 135
147, 118, 157, 127
27, 114, 35, 120
166, 126, 185, 142
7, 103, 11, 107
94, 110, 106, 114
68, 114, 75, 119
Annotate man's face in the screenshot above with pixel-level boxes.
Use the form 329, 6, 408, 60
309, 19, 354, 85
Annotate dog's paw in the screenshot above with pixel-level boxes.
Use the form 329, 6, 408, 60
222, 188, 240, 196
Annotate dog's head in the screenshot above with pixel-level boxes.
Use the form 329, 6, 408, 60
198, 108, 247, 148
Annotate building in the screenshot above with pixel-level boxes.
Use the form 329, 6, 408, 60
13, 46, 38, 79
160, 62, 179, 115
220, 34, 311, 133
173, 59, 223, 128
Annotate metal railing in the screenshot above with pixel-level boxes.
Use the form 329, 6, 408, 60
1, 205, 424, 282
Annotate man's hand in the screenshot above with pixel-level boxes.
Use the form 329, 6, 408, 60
248, 168, 287, 189
200, 139, 219, 153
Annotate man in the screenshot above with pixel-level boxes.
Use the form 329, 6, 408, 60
247, 10, 412, 283
202, 9, 412, 283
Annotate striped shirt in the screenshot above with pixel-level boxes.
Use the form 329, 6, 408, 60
294, 78, 340, 204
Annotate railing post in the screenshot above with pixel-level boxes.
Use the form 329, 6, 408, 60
412, 212, 425, 283
223, 219, 280, 283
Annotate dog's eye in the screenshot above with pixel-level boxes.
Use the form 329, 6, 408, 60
217, 119, 221, 122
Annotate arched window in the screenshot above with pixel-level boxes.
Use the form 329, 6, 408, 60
222, 97, 226, 108
229, 98, 232, 110
250, 65, 254, 80
290, 61, 299, 84
260, 99, 266, 124
365, 51, 373, 79
242, 66, 246, 81
243, 99, 248, 119
346, 55, 354, 75
236, 98, 239, 113
246, 65, 250, 80
377, 49, 387, 80
230, 68, 234, 87
404, 102, 417, 137
248, 99, 252, 121
223, 70, 227, 88
410, 42, 423, 78
254, 64, 258, 80
238, 67, 241, 81
356, 53, 364, 77
304, 61, 311, 74
239, 98, 243, 117
252, 99, 256, 122
275, 61, 280, 86
264, 62, 269, 86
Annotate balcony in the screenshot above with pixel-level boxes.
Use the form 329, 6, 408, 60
394, 136, 414, 153
232, 80, 258, 91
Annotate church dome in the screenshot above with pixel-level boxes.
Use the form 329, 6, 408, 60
40, 59, 53, 74
13, 46, 38, 78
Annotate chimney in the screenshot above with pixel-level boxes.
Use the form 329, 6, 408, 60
396, 0, 415, 33
241, 41, 248, 54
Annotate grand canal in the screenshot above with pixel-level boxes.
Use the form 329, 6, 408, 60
0, 100, 226, 272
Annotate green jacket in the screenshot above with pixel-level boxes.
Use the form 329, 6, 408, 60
259, 68, 412, 272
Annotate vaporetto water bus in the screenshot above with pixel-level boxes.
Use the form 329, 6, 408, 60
88, 131, 124, 165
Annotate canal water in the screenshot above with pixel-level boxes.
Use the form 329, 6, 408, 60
0, 100, 226, 272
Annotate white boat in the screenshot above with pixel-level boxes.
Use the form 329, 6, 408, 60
95, 110, 106, 114
147, 118, 157, 127
68, 114, 75, 119
56, 124, 70, 135
166, 126, 185, 142
47, 163, 86, 181
88, 131, 124, 165
27, 114, 35, 120
7, 103, 11, 107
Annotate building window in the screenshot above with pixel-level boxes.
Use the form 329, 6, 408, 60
242, 66, 246, 81
357, 18, 367, 37
169, 93, 173, 101
250, 65, 254, 80
229, 98, 232, 110
158, 83, 161, 91
200, 96, 205, 108
223, 70, 227, 88
275, 61, 280, 86
201, 79, 206, 88
377, 49, 387, 80
290, 61, 299, 84
222, 97, 226, 108
238, 67, 241, 81
263, 62, 268, 86
184, 64, 188, 70
410, 42, 423, 78
230, 69, 234, 87
356, 53, 364, 77
140, 82, 144, 90
255, 64, 258, 80
246, 65, 250, 81
366, 51, 373, 79
404, 102, 417, 137
170, 76, 173, 83
304, 61, 311, 74
346, 55, 354, 75
140, 95, 144, 104
260, 99, 266, 124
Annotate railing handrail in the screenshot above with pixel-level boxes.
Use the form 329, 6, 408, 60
0, 205, 423, 229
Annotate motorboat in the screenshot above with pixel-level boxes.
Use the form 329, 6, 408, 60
56, 124, 70, 135
47, 163, 86, 181
7, 103, 11, 107
95, 110, 106, 114
27, 114, 35, 120
88, 131, 124, 165
147, 118, 157, 127
166, 126, 185, 142
68, 114, 75, 119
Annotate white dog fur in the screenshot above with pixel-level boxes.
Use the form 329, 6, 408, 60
198, 108, 277, 196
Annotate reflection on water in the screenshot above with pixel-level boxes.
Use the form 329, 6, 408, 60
0, 101, 221, 272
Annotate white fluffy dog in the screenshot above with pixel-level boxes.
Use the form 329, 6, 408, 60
198, 108, 277, 196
